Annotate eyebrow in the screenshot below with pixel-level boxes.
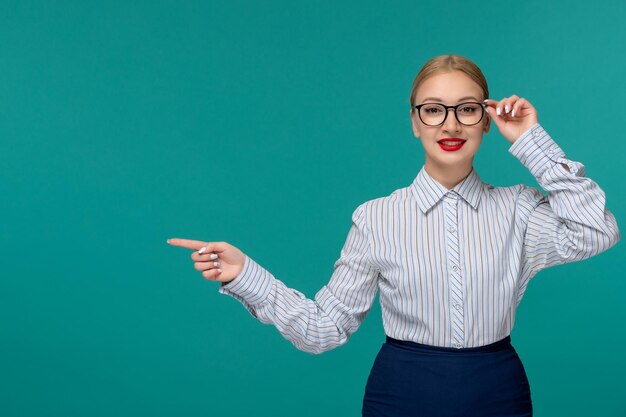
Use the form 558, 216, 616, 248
421, 96, 480, 103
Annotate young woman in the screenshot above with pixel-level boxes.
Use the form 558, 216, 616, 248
168, 55, 620, 417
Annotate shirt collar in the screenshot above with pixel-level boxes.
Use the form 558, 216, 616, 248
409, 166, 486, 213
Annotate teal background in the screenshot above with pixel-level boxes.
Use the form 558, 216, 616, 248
1, 1, 624, 416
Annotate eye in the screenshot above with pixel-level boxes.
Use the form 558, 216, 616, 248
458, 104, 479, 114
423, 105, 443, 114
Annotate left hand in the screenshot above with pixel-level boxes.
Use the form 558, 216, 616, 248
484, 95, 538, 144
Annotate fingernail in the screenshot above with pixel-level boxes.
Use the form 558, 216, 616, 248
217, 269, 223, 273
213, 261, 220, 267
511, 109, 516, 118
166, 239, 170, 244
496, 107, 501, 116
505, 105, 510, 114
210, 253, 218, 260
198, 247, 206, 254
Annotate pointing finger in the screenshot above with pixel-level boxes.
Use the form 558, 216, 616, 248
168, 239, 229, 258
167, 238, 208, 251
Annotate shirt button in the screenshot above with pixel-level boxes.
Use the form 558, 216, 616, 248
452, 265, 459, 272
532, 130, 540, 138
454, 303, 461, 310
454, 342, 463, 349
448, 227, 456, 233
548, 148, 555, 154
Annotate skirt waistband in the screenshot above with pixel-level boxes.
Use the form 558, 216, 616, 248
385, 335, 512, 354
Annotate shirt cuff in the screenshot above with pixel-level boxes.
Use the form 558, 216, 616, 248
217, 255, 273, 306
508, 123, 578, 180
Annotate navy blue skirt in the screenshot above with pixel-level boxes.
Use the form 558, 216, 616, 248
362, 336, 532, 417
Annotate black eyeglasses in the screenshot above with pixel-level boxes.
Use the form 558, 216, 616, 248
411, 102, 487, 126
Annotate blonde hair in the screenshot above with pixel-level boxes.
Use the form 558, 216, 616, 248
409, 55, 489, 109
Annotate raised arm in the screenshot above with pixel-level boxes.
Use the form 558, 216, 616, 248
510, 124, 620, 277
168, 203, 381, 354
484, 96, 619, 282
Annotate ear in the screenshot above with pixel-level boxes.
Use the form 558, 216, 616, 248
410, 110, 421, 138
483, 111, 491, 134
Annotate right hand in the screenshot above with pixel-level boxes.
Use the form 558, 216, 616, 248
167, 238, 246, 283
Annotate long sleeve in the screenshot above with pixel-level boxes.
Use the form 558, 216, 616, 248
509, 123, 620, 281
217, 203, 381, 354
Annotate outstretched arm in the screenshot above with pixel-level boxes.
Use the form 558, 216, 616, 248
168, 203, 381, 354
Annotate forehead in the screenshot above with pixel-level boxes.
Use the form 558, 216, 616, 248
415, 71, 483, 103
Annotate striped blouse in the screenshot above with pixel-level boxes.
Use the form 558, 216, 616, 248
218, 123, 620, 353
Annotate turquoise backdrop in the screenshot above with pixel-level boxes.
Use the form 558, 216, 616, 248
1, 1, 624, 416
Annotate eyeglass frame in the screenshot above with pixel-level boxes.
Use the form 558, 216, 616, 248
411, 101, 488, 126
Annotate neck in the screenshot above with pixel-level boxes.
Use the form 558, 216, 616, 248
424, 159, 473, 190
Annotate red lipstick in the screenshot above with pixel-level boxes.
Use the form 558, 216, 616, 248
437, 138, 466, 152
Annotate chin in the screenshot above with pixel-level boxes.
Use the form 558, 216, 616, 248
428, 150, 476, 166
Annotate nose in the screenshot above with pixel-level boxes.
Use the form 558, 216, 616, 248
442, 108, 461, 132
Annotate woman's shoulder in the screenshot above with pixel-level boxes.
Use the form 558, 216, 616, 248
362, 183, 415, 208
351, 184, 418, 224
482, 181, 546, 207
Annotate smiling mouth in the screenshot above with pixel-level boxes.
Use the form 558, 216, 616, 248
437, 138, 466, 146
437, 138, 466, 151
